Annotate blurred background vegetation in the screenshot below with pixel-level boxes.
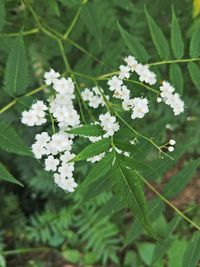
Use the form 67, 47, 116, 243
0, 0, 200, 266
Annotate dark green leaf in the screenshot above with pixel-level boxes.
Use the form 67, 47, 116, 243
117, 21, 149, 63
171, 7, 184, 59
0, 121, 32, 156
189, 27, 200, 58
145, 7, 169, 59
182, 231, 200, 267
169, 64, 183, 94
81, 3, 101, 49
0, 0, 5, 32
0, 162, 23, 186
70, 138, 110, 162
110, 155, 157, 238
163, 159, 200, 199
67, 124, 103, 136
4, 34, 29, 96
188, 62, 200, 92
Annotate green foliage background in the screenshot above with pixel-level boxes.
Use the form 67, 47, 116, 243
0, 0, 200, 266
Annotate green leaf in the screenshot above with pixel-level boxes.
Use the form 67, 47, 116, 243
0, 0, 5, 32
110, 155, 156, 238
62, 249, 81, 263
117, 21, 149, 63
67, 124, 103, 136
145, 7, 169, 59
163, 159, 200, 199
152, 216, 180, 264
81, 3, 101, 49
188, 62, 200, 92
189, 26, 200, 58
4, 33, 29, 96
170, 7, 184, 59
0, 162, 23, 186
80, 152, 114, 191
182, 231, 200, 267
169, 64, 183, 94
70, 138, 110, 162
168, 239, 187, 267
138, 242, 155, 265
0, 121, 32, 156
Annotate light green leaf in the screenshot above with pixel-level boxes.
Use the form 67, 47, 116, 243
70, 138, 110, 162
152, 216, 180, 264
171, 7, 184, 59
81, 3, 101, 49
182, 231, 200, 267
168, 239, 187, 267
67, 124, 103, 136
169, 64, 183, 94
0, 0, 5, 32
0, 162, 23, 186
145, 7, 169, 59
188, 62, 200, 92
0, 121, 32, 156
110, 155, 157, 238
138, 242, 155, 265
62, 249, 81, 263
4, 33, 29, 96
163, 159, 200, 199
117, 21, 149, 63
189, 26, 200, 58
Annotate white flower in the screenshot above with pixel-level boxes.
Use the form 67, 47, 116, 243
135, 64, 156, 85
51, 133, 73, 153
88, 136, 102, 143
35, 132, 50, 144
32, 143, 47, 159
124, 151, 130, 157
168, 146, 174, 152
81, 88, 94, 101
108, 76, 123, 91
44, 69, 60, 85
60, 151, 75, 163
119, 65, 131, 79
21, 109, 46, 126
53, 77, 74, 95
124, 55, 138, 70
87, 152, 105, 163
131, 97, 149, 119
156, 97, 162, 103
54, 174, 78, 192
58, 163, 74, 178
99, 112, 119, 137
45, 155, 59, 171
32, 100, 48, 112
169, 139, 176, 145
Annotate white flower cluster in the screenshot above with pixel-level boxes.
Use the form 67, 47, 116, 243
81, 86, 109, 109
99, 112, 120, 137
21, 101, 48, 126
21, 69, 80, 192
87, 152, 105, 163
159, 81, 184, 115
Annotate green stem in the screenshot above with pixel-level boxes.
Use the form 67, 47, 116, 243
126, 79, 159, 94
2, 247, 50, 256
0, 28, 39, 37
149, 57, 200, 66
136, 171, 200, 231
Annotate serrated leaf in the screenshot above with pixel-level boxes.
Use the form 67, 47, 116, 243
188, 62, 200, 92
163, 159, 200, 199
0, 0, 5, 32
67, 124, 103, 136
110, 155, 157, 239
117, 21, 149, 63
81, 3, 101, 49
189, 26, 200, 58
0, 121, 32, 156
145, 7, 169, 59
169, 64, 183, 94
171, 7, 184, 59
0, 162, 23, 186
4, 33, 29, 96
182, 231, 200, 267
70, 138, 110, 162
